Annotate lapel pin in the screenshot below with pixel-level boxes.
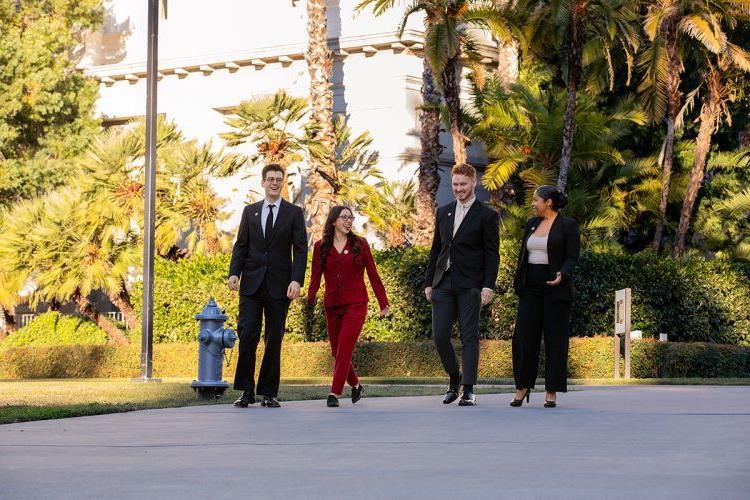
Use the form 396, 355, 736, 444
254, 212, 259, 216
344, 249, 349, 254
448, 212, 452, 217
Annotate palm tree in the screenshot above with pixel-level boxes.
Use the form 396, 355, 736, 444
0, 193, 131, 344
359, 1, 511, 165
307, 115, 384, 206
305, 0, 337, 241
638, 0, 750, 250
220, 90, 309, 200
521, 0, 640, 192
358, 1, 521, 245
360, 179, 417, 247
414, 58, 443, 246
467, 71, 654, 243
673, 43, 750, 256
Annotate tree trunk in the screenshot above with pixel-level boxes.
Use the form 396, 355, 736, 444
441, 57, 467, 165
305, 0, 337, 242
673, 71, 722, 257
651, 24, 682, 251
414, 59, 443, 247
1, 306, 15, 335
74, 292, 129, 345
557, 12, 584, 192
109, 281, 139, 331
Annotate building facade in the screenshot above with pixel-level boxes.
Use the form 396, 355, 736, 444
81, 0, 500, 228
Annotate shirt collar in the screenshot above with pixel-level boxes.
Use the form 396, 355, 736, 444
263, 197, 281, 210
457, 196, 476, 210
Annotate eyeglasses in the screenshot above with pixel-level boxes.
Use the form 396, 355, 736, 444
338, 215, 355, 222
265, 177, 284, 184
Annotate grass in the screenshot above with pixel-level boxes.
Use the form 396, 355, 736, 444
2, 377, 748, 425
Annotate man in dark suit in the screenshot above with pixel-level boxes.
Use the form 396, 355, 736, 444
424, 163, 500, 406
228, 164, 307, 408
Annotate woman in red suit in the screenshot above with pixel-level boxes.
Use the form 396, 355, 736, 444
307, 206, 389, 407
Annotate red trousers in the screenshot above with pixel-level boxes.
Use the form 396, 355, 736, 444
325, 302, 367, 395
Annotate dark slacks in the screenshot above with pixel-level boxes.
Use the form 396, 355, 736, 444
233, 280, 290, 397
325, 302, 367, 395
431, 270, 482, 385
512, 264, 571, 392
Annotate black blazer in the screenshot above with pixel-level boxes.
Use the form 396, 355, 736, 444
228, 199, 308, 299
425, 199, 500, 290
513, 215, 580, 301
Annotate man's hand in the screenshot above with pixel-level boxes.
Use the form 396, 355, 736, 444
380, 305, 390, 318
228, 275, 240, 291
424, 287, 432, 301
546, 272, 562, 287
481, 288, 494, 306
287, 281, 301, 300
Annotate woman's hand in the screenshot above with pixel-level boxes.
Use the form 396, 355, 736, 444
546, 272, 562, 286
380, 305, 390, 318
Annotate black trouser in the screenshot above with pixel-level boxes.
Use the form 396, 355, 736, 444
233, 280, 290, 397
431, 270, 482, 385
512, 264, 571, 392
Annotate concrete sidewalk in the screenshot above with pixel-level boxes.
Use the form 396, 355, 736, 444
1, 386, 749, 499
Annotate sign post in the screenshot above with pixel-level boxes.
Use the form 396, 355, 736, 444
614, 288, 632, 379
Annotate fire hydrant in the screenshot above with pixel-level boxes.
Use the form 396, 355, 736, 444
191, 298, 237, 400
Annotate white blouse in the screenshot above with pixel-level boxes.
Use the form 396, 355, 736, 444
526, 234, 549, 265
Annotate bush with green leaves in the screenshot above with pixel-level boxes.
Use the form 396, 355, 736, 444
132, 243, 750, 345
2, 312, 108, 347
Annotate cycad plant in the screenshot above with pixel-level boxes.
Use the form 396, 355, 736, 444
467, 71, 656, 244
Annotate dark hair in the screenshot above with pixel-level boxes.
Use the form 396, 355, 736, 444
535, 185, 568, 210
261, 163, 285, 180
320, 206, 361, 270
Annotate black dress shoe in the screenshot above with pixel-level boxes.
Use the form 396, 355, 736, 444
351, 384, 364, 404
261, 396, 281, 408
443, 372, 462, 404
544, 400, 557, 408
233, 390, 255, 407
458, 391, 476, 406
327, 394, 339, 407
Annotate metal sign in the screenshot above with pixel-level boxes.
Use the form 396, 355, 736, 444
614, 288, 632, 379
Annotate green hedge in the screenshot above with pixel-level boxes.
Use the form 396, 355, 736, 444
1, 339, 748, 379
1, 312, 108, 347
132, 244, 750, 345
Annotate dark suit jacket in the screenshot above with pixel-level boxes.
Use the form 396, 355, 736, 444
424, 199, 500, 290
307, 236, 389, 310
228, 199, 308, 299
513, 215, 580, 301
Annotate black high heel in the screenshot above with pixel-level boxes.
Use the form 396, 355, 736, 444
544, 400, 557, 408
510, 389, 531, 407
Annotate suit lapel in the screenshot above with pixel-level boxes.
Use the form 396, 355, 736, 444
250, 201, 264, 244
445, 201, 458, 241
267, 199, 288, 245
453, 200, 480, 241
546, 214, 562, 256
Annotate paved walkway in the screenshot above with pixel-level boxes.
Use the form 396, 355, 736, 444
1, 386, 749, 499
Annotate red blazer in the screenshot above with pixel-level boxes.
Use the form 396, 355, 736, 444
307, 236, 389, 310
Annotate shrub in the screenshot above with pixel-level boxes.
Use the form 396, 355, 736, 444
1, 312, 108, 347
1, 339, 748, 379
131, 243, 750, 345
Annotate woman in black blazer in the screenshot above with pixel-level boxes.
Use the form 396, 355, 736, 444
510, 185, 580, 408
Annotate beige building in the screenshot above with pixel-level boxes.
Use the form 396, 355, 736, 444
81, 1, 502, 228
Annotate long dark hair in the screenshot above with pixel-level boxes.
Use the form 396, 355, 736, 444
320, 206, 361, 270
535, 185, 568, 211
